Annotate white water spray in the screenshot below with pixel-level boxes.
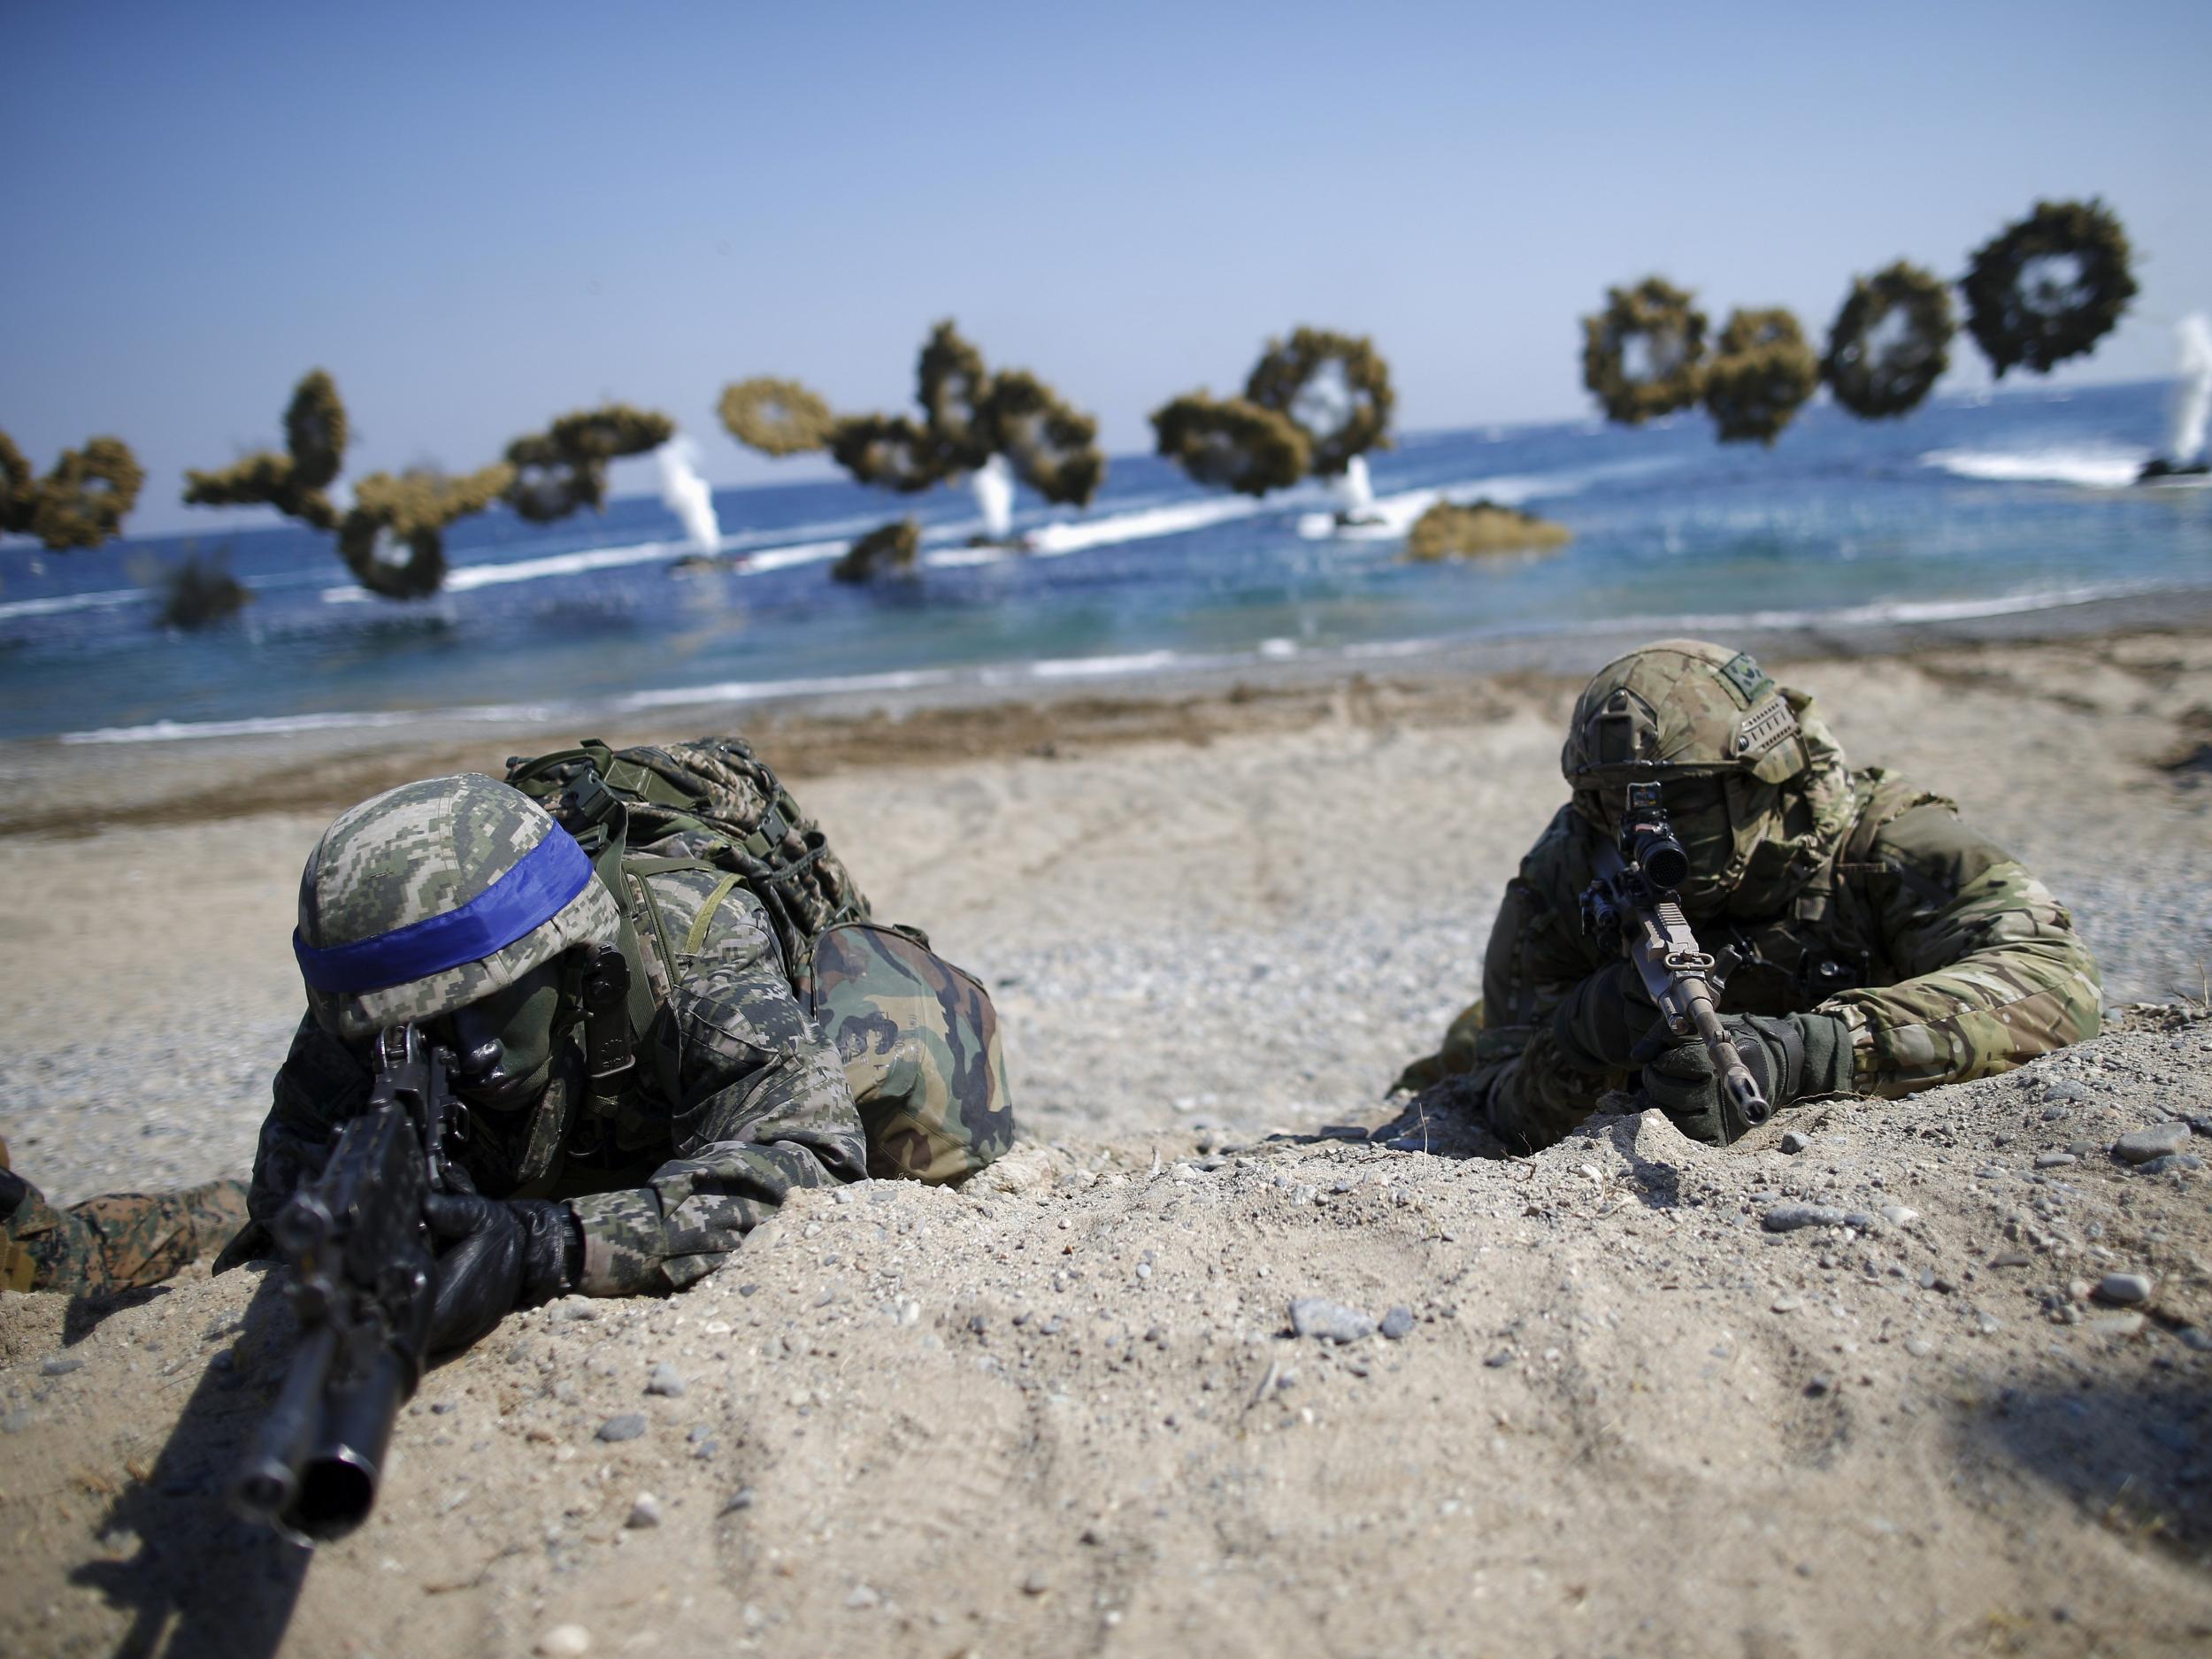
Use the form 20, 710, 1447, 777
654, 435, 721, 553
2168, 313, 2212, 466
972, 454, 1014, 540
1332, 455, 1375, 517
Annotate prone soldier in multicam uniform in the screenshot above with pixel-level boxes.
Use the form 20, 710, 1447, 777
1399, 640, 2103, 1148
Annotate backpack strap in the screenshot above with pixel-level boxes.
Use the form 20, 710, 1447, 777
618, 852, 740, 961
622, 854, 721, 876
557, 796, 671, 1047
1823, 772, 1953, 979
682, 873, 746, 956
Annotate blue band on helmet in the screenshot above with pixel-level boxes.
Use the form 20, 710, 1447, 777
292, 826, 595, 995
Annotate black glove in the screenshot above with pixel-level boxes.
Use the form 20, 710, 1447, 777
424, 1193, 581, 1354
1550, 960, 1666, 1073
1640, 1011, 1854, 1144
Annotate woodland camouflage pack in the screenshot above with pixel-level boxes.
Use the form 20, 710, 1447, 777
504, 738, 1012, 1182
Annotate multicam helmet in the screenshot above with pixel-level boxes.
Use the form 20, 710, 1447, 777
294, 773, 619, 1040
1563, 641, 1843, 916
1562, 639, 1809, 787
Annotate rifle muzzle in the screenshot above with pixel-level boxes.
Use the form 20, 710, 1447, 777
1724, 1067, 1772, 1128
287, 1346, 411, 1543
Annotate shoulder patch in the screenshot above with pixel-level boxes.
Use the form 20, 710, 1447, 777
1718, 651, 1773, 705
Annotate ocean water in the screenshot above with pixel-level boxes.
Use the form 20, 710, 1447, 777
2, 380, 2207, 745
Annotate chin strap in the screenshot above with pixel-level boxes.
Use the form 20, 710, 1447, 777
510, 1062, 575, 1189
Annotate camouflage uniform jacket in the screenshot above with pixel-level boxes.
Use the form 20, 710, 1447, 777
249, 832, 865, 1296
1429, 768, 2102, 1151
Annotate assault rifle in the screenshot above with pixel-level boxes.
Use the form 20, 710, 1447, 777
230, 1024, 455, 1545
1579, 780, 1770, 1143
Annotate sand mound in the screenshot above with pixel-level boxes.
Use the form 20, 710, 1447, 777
6, 1009, 2211, 1658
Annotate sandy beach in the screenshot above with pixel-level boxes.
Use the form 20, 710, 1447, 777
4, 623, 2212, 1656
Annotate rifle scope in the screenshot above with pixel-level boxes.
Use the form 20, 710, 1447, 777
1619, 782, 1691, 891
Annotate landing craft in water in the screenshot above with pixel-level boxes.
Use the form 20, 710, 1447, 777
963, 530, 1042, 553
2134, 458, 2211, 486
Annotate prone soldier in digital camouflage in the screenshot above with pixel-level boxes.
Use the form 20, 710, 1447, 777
1399, 640, 2102, 1148
222, 743, 1012, 1351
3, 741, 1009, 1329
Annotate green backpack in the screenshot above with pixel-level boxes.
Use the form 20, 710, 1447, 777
504, 737, 1013, 1184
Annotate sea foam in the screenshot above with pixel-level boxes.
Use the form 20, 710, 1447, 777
0, 588, 145, 620
62, 703, 559, 745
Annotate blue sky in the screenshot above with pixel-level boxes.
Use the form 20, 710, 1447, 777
5, 1, 2207, 533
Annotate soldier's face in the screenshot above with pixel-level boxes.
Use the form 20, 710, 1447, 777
1662, 771, 1730, 835
1655, 775, 1737, 913
443, 961, 566, 1111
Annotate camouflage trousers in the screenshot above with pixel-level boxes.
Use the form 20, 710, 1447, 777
1, 1139, 249, 1297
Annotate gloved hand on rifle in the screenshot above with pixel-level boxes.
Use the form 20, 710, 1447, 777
1640, 1011, 1855, 1144
1549, 960, 1668, 1073
424, 1179, 582, 1354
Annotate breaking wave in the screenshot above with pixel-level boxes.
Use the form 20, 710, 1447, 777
1650, 578, 2184, 632
1022, 649, 1185, 680
62, 703, 560, 745
0, 588, 144, 620
611, 668, 954, 710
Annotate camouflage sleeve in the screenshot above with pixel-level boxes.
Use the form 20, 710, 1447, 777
4, 1171, 249, 1297
247, 1011, 373, 1226
1392, 808, 1617, 1152
1476, 862, 1624, 1153
569, 880, 864, 1296
1822, 803, 2102, 1095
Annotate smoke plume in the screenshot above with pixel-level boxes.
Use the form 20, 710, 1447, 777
654, 435, 721, 552
2169, 313, 2212, 466
972, 453, 1014, 540
1333, 455, 1374, 515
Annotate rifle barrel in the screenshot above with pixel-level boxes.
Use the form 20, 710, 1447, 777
230, 1323, 336, 1528
289, 1346, 411, 1542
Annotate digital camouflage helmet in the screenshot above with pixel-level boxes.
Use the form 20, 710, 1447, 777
294, 774, 619, 1041
1563, 640, 1850, 916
